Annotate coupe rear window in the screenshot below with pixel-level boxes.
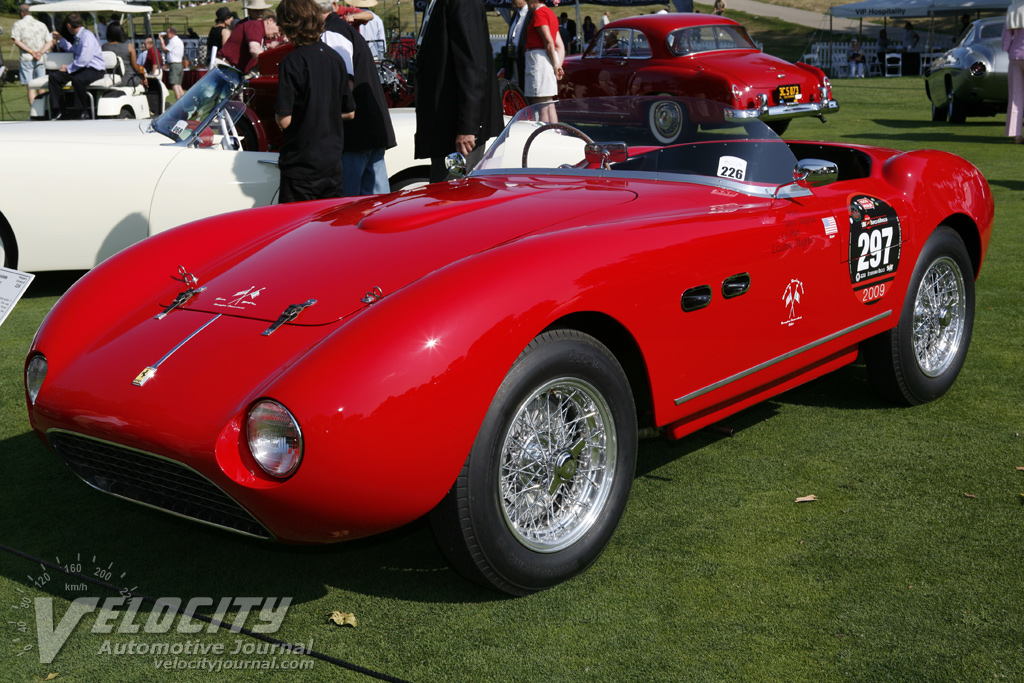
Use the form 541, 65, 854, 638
666, 25, 757, 56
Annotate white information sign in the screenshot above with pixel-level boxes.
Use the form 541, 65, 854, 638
0, 267, 35, 329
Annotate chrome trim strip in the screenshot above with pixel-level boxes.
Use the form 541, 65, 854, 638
471, 167, 813, 199
673, 311, 891, 406
134, 314, 223, 386
47, 428, 274, 541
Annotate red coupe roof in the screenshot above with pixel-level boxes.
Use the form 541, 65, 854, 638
604, 12, 743, 33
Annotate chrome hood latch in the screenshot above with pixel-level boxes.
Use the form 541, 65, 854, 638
262, 299, 317, 336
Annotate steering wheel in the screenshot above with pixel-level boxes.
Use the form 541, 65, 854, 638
521, 122, 595, 168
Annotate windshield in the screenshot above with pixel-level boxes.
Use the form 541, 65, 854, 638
475, 96, 797, 187
151, 66, 244, 144
666, 25, 758, 56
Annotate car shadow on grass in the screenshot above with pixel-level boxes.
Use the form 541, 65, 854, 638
0, 429, 500, 605
636, 360, 889, 480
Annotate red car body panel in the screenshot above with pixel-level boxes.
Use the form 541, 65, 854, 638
26, 131, 992, 544
561, 14, 837, 124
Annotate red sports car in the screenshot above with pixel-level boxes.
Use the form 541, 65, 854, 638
25, 97, 991, 595
560, 14, 838, 135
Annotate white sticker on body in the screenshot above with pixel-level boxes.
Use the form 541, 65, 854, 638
717, 155, 747, 181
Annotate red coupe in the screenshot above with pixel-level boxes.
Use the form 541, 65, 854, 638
25, 97, 991, 595
560, 14, 838, 135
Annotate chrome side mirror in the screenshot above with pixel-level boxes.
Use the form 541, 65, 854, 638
445, 152, 467, 179
584, 142, 628, 169
793, 158, 838, 188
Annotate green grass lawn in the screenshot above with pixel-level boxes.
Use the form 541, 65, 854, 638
1, 74, 1023, 681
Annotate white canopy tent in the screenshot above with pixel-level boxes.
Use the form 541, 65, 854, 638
821, 0, 1011, 56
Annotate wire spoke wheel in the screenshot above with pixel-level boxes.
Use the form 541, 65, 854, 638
862, 226, 974, 405
912, 255, 966, 377
499, 378, 616, 553
429, 330, 636, 594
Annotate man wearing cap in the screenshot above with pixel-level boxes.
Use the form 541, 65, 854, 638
343, 0, 387, 60
415, 0, 502, 181
207, 6, 233, 65
219, 0, 278, 74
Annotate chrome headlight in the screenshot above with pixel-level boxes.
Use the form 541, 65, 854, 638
246, 399, 303, 478
969, 61, 987, 77
26, 355, 47, 406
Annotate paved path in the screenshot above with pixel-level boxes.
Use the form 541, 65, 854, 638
724, 0, 884, 37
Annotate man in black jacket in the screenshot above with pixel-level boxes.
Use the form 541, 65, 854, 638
503, 0, 531, 91
414, 0, 503, 182
320, 0, 397, 195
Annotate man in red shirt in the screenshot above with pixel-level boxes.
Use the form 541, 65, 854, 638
219, 0, 278, 74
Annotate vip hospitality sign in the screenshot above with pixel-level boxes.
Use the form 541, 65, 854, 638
30, 595, 296, 664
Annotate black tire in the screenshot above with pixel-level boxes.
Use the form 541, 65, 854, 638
647, 99, 690, 144
948, 93, 967, 124
0, 213, 17, 269
931, 102, 948, 122
118, 107, 135, 119
234, 114, 261, 152
430, 329, 637, 595
767, 119, 790, 136
862, 226, 975, 406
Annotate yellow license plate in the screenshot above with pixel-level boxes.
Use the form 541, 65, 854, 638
775, 85, 801, 103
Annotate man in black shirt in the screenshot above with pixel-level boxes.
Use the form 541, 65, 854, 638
275, 0, 356, 203
320, 0, 397, 195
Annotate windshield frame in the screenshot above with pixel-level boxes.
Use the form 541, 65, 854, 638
150, 66, 245, 146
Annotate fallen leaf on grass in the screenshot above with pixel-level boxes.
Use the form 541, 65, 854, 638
795, 495, 818, 503
43, 675, 59, 681
1016, 467, 1024, 471
327, 611, 358, 628
963, 493, 976, 499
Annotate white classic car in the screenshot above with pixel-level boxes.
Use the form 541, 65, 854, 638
0, 66, 427, 272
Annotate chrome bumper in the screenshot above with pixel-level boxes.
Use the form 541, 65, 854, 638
727, 86, 840, 122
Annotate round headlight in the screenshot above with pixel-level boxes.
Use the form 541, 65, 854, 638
246, 400, 303, 478
969, 61, 987, 77
26, 355, 47, 406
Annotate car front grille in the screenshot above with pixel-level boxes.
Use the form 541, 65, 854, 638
48, 430, 272, 540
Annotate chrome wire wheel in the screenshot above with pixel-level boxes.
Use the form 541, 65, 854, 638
912, 255, 966, 377
499, 377, 617, 553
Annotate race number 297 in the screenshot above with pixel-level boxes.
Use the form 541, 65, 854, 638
848, 195, 901, 285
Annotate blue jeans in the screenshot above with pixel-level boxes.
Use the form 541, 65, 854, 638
342, 148, 389, 196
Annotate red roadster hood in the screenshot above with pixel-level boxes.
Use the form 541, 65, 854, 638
698, 52, 818, 91
177, 179, 637, 325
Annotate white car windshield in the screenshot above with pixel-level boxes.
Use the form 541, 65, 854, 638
151, 66, 244, 145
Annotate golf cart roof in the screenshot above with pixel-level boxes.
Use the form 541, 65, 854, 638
30, 1, 153, 15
